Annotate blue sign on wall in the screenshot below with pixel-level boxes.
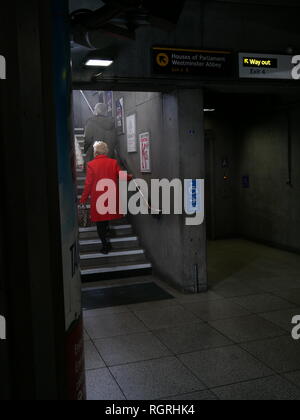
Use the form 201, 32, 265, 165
186, 179, 202, 214
242, 175, 250, 188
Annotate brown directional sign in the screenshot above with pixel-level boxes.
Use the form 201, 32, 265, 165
152, 47, 233, 78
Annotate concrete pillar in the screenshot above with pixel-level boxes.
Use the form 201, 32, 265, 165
112, 89, 207, 294
177, 89, 207, 292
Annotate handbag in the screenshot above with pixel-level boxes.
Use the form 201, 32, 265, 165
78, 204, 92, 228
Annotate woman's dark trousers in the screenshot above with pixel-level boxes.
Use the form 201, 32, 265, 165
96, 221, 110, 248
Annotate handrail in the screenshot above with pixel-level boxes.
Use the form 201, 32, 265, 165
132, 178, 161, 216
80, 90, 94, 114
115, 149, 162, 218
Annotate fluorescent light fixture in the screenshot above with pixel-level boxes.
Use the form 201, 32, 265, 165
204, 109, 216, 112
85, 59, 114, 67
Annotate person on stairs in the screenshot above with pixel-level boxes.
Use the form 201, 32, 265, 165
84, 103, 116, 164
80, 141, 132, 255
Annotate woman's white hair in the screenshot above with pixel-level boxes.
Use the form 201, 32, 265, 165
93, 141, 109, 156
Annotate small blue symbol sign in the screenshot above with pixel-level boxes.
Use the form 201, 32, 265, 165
242, 175, 250, 188
186, 180, 201, 214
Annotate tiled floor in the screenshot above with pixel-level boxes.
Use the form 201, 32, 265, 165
83, 239, 300, 400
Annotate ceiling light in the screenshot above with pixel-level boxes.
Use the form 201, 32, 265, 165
204, 109, 216, 112
85, 59, 114, 67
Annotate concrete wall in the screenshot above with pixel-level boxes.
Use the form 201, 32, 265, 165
204, 104, 300, 253
237, 107, 300, 252
114, 90, 207, 292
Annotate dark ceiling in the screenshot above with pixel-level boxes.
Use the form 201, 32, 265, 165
70, 0, 189, 82
69, 0, 300, 87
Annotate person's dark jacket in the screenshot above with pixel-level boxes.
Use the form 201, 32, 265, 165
84, 115, 116, 162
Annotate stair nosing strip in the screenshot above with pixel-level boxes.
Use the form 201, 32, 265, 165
80, 249, 144, 260
81, 263, 152, 275
80, 237, 138, 245
79, 225, 132, 233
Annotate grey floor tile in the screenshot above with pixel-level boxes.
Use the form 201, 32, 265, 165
230, 294, 296, 314
184, 300, 250, 322
83, 306, 129, 319
254, 277, 300, 294
179, 346, 273, 388
84, 312, 147, 340
284, 371, 300, 388
242, 336, 300, 373
213, 376, 300, 400
260, 308, 300, 332
84, 341, 106, 370
110, 357, 205, 400
176, 291, 223, 305
153, 322, 232, 354
94, 332, 171, 367
163, 390, 218, 401
212, 280, 260, 298
273, 289, 300, 306
210, 315, 285, 343
86, 368, 125, 401
134, 306, 198, 330
128, 299, 177, 313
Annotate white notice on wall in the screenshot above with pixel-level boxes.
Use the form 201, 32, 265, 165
126, 114, 137, 153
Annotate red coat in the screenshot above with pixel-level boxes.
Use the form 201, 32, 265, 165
80, 155, 130, 222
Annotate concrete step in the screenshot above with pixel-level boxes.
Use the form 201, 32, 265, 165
79, 236, 139, 252
80, 230, 135, 240
79, 218, 130, 227
80, 248, 146, 268
79, 225, 133, 239
81, 261, 152, 277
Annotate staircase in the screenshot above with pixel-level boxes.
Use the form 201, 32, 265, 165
74, 128, 153, 283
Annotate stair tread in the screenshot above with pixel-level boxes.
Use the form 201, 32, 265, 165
80, 244, 140, 255
79, 224, 132, 233
79, 231, 133, 241
80, 235, 137, 244
81, 261, 152, 275
81, 255, 148, 269
79, 218, 129, 226
80, 248, 144, 259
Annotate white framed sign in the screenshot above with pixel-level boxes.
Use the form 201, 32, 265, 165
139, 132, 151, 173
126, 114, 137, 153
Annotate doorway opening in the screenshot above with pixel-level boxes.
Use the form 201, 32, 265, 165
204, 90, 300, 299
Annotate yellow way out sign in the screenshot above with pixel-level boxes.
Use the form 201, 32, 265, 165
239, 52, 299, 80
243, 57, 276, 68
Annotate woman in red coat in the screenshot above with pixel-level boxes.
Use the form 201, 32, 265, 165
80, 141, 131, 254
